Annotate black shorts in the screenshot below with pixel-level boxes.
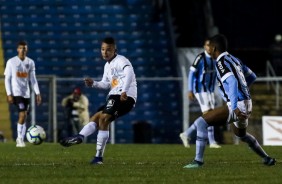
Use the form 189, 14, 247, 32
97, 95, 135, 121
13, 96, 30, 112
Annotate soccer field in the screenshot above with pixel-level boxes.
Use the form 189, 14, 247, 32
0, 143, 280, 184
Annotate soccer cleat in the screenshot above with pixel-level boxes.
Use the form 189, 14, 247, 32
183, 160, 204, 169
263, 157, 276, 166
59, 135, 83, 147
16, 138, 26, 147
90, 157, 103, 165
209, 143, 221, 148
179, 133, 190, 148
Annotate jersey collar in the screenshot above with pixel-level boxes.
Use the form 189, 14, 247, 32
216, 51, 229, 61
107, 54, 117, 63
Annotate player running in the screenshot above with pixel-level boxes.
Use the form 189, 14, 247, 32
183, 34, 276, 168
180, 38, 221, 148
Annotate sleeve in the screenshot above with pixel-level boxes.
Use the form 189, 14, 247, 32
4, 61, 12, 96
29, 62, 40, 95
122, 63, 134, 93
188, 54, 203, 92
188, 70, 195, 92
224, 75, 238, 110
191, 54, 202, 70
93, 64, 111, 89
242, 64, 257, 86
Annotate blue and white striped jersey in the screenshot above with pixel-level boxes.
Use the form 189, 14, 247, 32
215, 52, 256, 109
188, 51, 216, 93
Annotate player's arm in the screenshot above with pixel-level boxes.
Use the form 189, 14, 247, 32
223, 76, 248, 120
224, 76, 238, 111
4, 61, 13, 104
243, 65, 257, 87
29, 67, 41, 105
91, 76, 111, 89
85, 65, 111, 89
188, 69, 196, 100
121, 63, 134, 101
237, 58, 257, 87
188, 55, 201, 100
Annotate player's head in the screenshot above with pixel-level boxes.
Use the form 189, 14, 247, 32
209, 34, 228, 59
203, 38, 212, 55
101, 37, 117, 61
17, 40, 28, 59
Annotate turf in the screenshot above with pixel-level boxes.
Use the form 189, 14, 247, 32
0, 143, 280, 184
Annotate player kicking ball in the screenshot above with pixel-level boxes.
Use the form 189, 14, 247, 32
60, 37, 137, 165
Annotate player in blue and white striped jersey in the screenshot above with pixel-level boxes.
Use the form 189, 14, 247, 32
180, 38, 221, 149
183, 34, 276, 168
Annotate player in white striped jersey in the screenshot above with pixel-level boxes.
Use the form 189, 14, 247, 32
183, 34, 276, 168
4, 41, 41, 147
60, 37, 137, 165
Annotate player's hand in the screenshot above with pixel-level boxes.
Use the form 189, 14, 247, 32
234, 108, 248, 120
188, 91, 195, 101
120, 92, 128, 101
36, 94, 42, 105
7, 95, 13, 104
84, 78, 94, 87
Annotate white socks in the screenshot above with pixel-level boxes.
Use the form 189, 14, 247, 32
79, 122, 97, 137
78, 121, 109, 158
95, 130, 109, 157
17, 123, 26, 139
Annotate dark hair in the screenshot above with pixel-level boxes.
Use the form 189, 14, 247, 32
102, 37, 116, 45
210, 34, 228, 52
204, 37, 211, 42
17, 40, 28, 47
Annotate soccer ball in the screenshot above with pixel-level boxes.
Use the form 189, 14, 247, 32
26, 125, 46, 145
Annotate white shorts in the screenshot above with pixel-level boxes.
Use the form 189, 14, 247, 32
194, 92, 215, 112
227, 100, 252, 128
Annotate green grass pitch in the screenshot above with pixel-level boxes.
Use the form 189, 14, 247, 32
0, 143, 280, 184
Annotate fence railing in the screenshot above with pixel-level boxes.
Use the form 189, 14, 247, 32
1, 75, 281, 143
265, 60, 280, 109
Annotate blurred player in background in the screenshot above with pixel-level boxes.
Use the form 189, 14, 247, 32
183, 34, 276, 168
180, 38, 221, 148
4, 40, 41, 147
60, 37, 137, 165
61, 87, 90, 136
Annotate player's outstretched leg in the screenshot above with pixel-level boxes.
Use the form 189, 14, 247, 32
240, 133, 276, 166
59, 134, 84, 147
263, 157, 276, 166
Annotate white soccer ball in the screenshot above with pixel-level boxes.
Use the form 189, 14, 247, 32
26, 125, 46, 145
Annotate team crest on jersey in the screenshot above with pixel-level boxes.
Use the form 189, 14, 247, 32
25, 64, 29, 69
106, 99, 115, 109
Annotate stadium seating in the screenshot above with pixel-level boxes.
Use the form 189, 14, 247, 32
0, 0, 182, 143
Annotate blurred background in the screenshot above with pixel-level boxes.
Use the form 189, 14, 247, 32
0, 0, 281, 145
